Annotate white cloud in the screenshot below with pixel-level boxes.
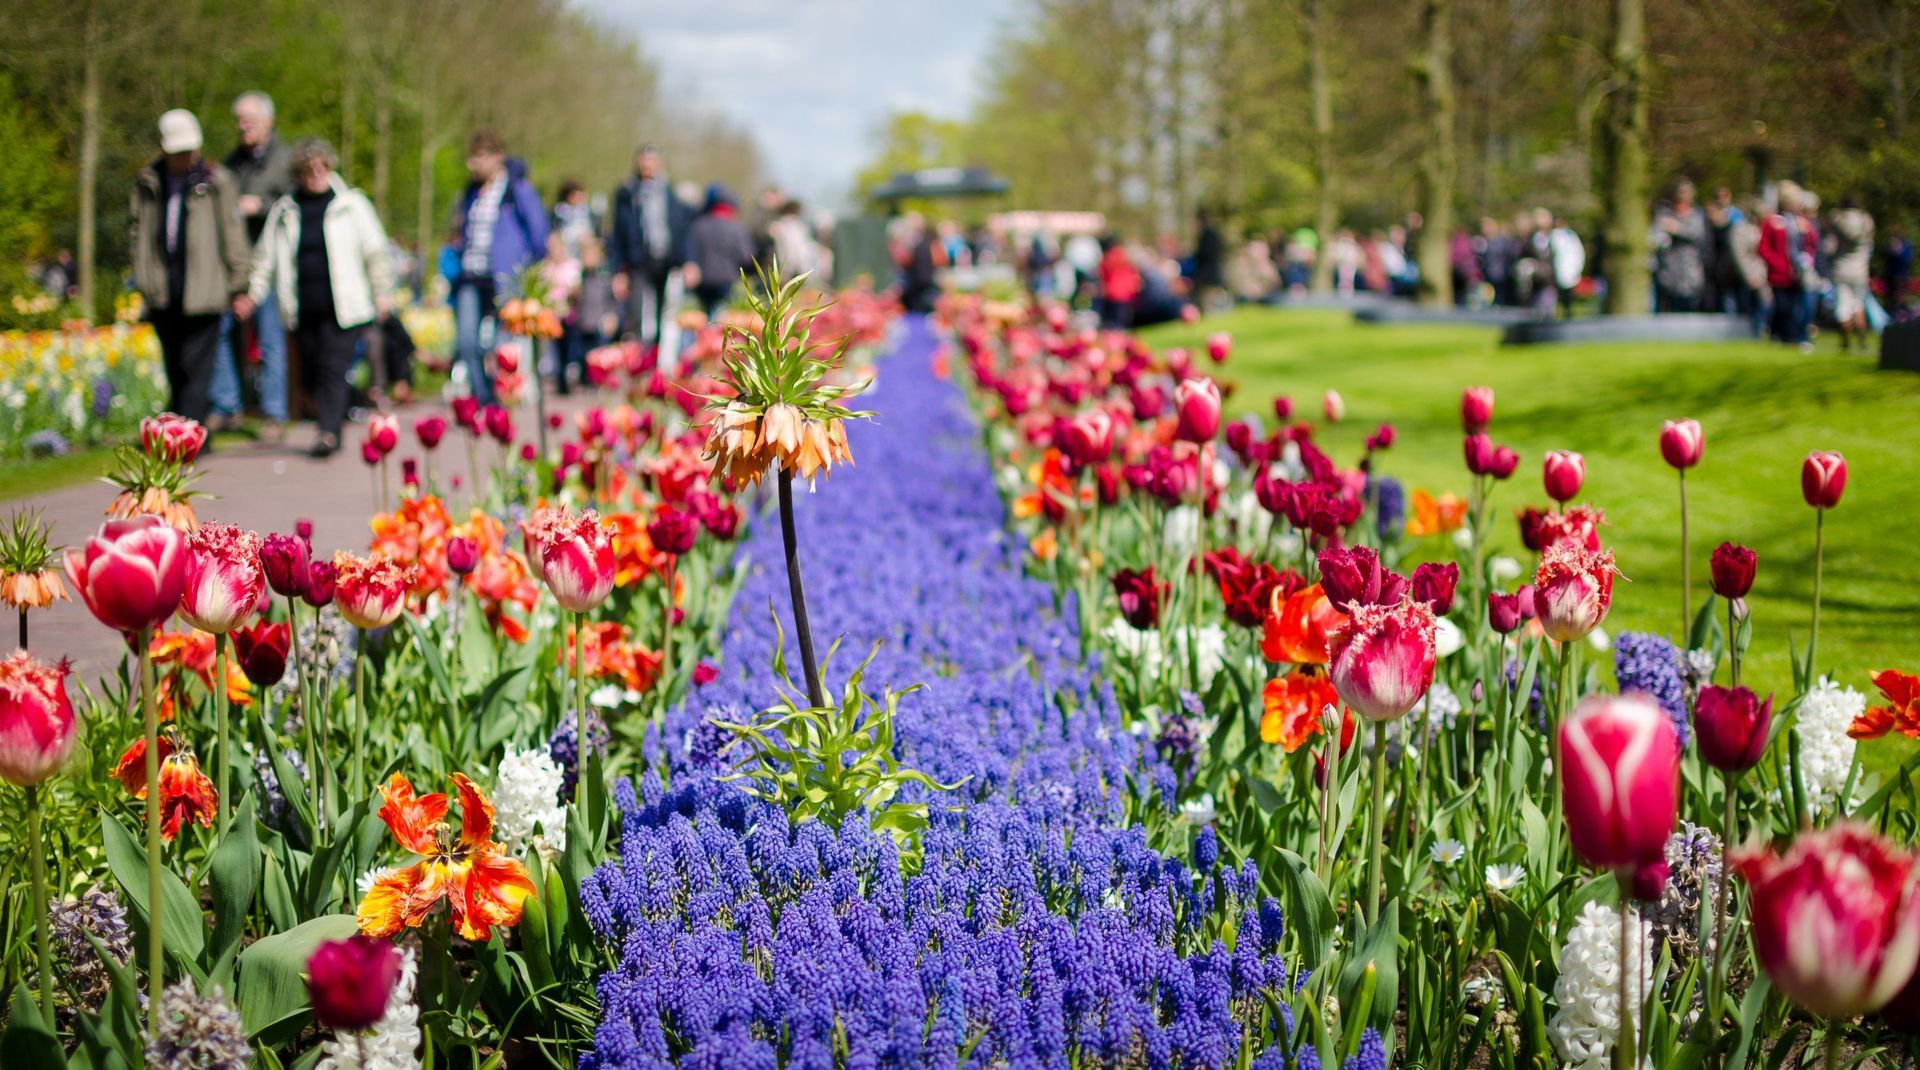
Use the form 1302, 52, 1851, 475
577, 0, 1019, 207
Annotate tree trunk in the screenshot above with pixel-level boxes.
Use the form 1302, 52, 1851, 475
1598, 0, 1649, 316
77, 9, 101, 323
417, 120, 437, 280
1890, 9, 1908, 136
1308, 0, 1337, 294
373, 81, 393, 221
340, 72, 357, 183
1414, 0, 1455, 308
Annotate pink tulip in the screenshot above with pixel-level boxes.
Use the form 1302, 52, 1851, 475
1559, 692, 1680, 872
1272, 395, 1294, 422
140, 413, 208, 464
1694, 684, 1774, 773
367, 413, 399, 455
1487, 445, 1519, 480
1533, 542, 1615, 642
1487, 587, 1535, 634
447, 536, 480, 576
1542, 450, 1584, 503
1659, 418, 1703, 469
1174, 377, 1222, 443
307, 935, 402, 1031
0, 652, 77, 786
259, 533, 311, 598
1322, 389, 1345, 423
178, 522, 266, 634
1206, 332, 1231, 363
1327, 598, 1437, 722
1463, 433, 1495, 476
1735, 823, 1920, 1019
303, 560, 337, 607
331, 552, 415, 630
647, 510, 699, 556
1061, 409, 1116, 465
414, 415, 449, 450
531, 508, 615, 613
64, 515, 186, 634
1461, 386, 1494, 433
1802, 450, 1848, 509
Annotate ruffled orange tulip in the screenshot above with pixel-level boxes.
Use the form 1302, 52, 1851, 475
1261, 583, 1346, 666
113, 736, 217, 840
1261, 670, 1340, 752
357, 773, 535, 942
1849, 670, 1920, 741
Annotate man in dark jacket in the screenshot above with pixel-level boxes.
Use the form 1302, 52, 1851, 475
132, 109, 253, 424
684, 184, 756, 321
451, 129, 549, 405
211, 90, 294, 435
609, 143, 694, 348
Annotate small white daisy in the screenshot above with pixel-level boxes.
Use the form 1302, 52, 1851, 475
1432, 838, 1466, 865
1485, 863, 1526, 892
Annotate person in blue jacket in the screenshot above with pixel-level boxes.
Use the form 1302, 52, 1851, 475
450, 128, 549, 405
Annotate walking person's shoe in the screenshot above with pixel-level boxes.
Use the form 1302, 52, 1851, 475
309, 433, 340, 459
257, 420, 285, 443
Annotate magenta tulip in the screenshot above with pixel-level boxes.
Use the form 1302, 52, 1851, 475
1061, 409, 1116, 465
447, 536, 480, 576
1205, 332, 1231, 363
306, 935, 402, 1031
1710, 542, 1757, 600
1316, 545, 1408, 613
1694, 684, 1774, 773
1174, 377, 1222, 443
1734, 823, 1920, 1020
303, 560, 337, 608
260, 533, 311, 598
1410, 562, 1459, 615
414, 415, 448, 450
140, 413, 208, 464
1461, 386, 1494, 433
1463, 433, 1494, 476
1328, 598, 1438, 722
1802, 450, 1848, 509
1659, 418, 1704, 469
1542, 450, 1584, 502
1559, 692, 1680, 872
0, 652, 77, 786
367, 413, 400, 456
64, 515, 186, 634
646, 510, 699, 556
179, 522, 266, 634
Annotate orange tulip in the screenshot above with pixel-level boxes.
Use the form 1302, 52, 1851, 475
357, 773, 535, 941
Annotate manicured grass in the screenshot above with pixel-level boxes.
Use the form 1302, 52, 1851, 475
0, 449, 117, 503
1141, 306, 1920, 767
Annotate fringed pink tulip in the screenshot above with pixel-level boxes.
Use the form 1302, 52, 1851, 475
178, 522, 265, 634
1327, 597, 1437, 722
331, 552, 416, 629
1533, 542, 1615, 643
1559, 692, 1680, 872
531, 509, 615, 613
0, 652, 76, 786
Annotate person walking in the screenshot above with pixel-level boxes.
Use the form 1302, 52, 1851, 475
609, 143, 693, 350
450, 129, 549, 405
550, 178, 598, 260
684, 184, 756, 321
211, 91, 294, 437
238, 139, 393, 458
1653, 180, 1709, 313
1828, 197, 1875, 352
131, 110, 253, 426
1759, 183, 1818, 351
1098, 237, 1141, 329
1548, 215, 1586, 319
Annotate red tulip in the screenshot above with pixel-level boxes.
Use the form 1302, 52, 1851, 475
140, 413, 208, 464
1410, 562, 1459, 615
303, 560, 337, 608
447, 536, 480, 576
1659, 418, 1703, 469
414, 415, 448, 450
1694, 684, 1773, 772
529, 508, 615, 613
647, 510, 699, 556
700, 500, 741, 541
306, 935, 402, 1031
64, 515, 186, 634
451, 396, 482, 434
1487, 445, 1519, 480
1734, 823, 1920, 1019
0, 652, 76, 786
1174, 377, 1223, 443
179, 522, 265, 634
1710, 542, 1757, 600
1316, 545, 1408, 613
1327, 597, 1437, 722
1272, 396, 1294, 422
1322, 389, 1345, 423
1061, 409, 1116, 465
367, 413, 400, 455
1802, 450, 1848, 509
1460, 386, 1494, 433
295, 519, 315, 541
331, 552, 416, 629
1559, 692, 1680, 872
1463, 433, 1495, 476
1542, 450, 1584, 502
1206, 332, 1231, 363
260, 533, 311, 598
360, 441, 382, 466
484, 405, 515, 444
1533, 542, 1615, 642
692, 662, 720, 686
1112, 567, 1167, 630
231, 620, 291, 688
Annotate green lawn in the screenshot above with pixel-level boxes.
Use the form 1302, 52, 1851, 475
0, 449, 116, 503
1142, 307, 1920, 765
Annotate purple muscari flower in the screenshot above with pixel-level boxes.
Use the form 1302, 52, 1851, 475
1344, 1028, 1388, 1070
550, 708, 610, 795
1373, 476, 1405, 543
1192, 826, 1219, 871
91, 375, 115, 420
1615, 631, 1690, 746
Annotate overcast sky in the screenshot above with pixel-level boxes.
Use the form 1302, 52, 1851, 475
578, 0, 1019, 208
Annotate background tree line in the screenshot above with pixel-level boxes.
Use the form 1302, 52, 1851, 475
862, 0, 1919, 309
0, 0, 765, 322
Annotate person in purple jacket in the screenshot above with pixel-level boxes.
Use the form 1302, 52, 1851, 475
450, 128, 549, 405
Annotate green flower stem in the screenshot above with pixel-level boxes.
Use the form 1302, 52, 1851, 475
1728, 598, 1739, 687
28, 783, 54, 1023
1366, 719, 1388, 924
1678, 468, 1691, 638
1617, 884, 1637, 1069
138, 624, 164, 1018
214, 630, 229, 830
290, 597, 324, 835
778, 466, 826, 710
354, 628, 368, 801
574, 610, 589, 807
1824, 1021, 1842, 1070
661, 555, 678, 701
1707, 767, 1737, 1048
1809, 508, 1825, 682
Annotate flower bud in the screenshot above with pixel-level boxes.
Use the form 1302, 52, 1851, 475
1694, 684, 1773, 773
1709, 542, 1756, 600
1542, 450, 1585, 503
1802, 450, 1848, 509
1659, 418, 1703, 469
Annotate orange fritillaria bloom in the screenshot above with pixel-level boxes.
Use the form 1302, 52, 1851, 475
1261, 583, 1347, 667
0, 569, 69, 611
1849, 670, 1920, 740
113, 736, 218, 840
357, 773, 536, 941
1261, 670, 1340, 752
1406, 489, 1469, 538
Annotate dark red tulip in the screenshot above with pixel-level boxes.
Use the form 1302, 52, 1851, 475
1112, 567, 1166, 629
647, 510, 699, 556
1695, 685, 1774, 773
1488, 587, 1535, 634
1316, 545, 1407, 613
260, 533, 311, 598
232, 620, 290, 687
1411, 562, 1459, 615
303, 560, 337, 608
1710, 542, 1757, 600
1272, 395, 1294, 422
414, 415, 448, 450
306, 935, 402, 1031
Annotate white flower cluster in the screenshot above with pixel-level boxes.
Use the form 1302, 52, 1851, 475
1798, 676, 1865, 812
1163, 506, 1204, 558
1103, 619, 1227, 690
1550, 900, 1654, 1070
492, 746, 568, 857
316, 947, 422, 1070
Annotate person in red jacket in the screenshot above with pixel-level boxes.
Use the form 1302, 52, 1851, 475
1099, 237, 1142, 329
1758, 183, 1818, 349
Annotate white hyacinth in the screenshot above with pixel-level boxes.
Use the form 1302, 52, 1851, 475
1550, 900, 1654, 1070
317, 947, 422, 1070
1162, 505, 1203, 558
493, 746, 568, 857
1798, 676, 1865, 812
1101, 619, 1227, 690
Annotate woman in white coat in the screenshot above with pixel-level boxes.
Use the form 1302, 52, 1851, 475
238, 138, 393, 457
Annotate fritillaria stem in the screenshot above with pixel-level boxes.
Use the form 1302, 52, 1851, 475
137, 625, 164, 1017
778, 466, 826, 709
17, 607, 25, 649
28, 784, 53, 1023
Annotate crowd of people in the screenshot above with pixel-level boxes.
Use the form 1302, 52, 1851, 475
118, 95, 833, 457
